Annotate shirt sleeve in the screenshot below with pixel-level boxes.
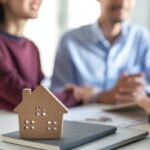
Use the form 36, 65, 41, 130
51, 35, 75, 91
143, 37, 150, 94
36, 49, 44, 83
53, 91, 82, 108
0, 51, 42, 110
148, 114, 150, 123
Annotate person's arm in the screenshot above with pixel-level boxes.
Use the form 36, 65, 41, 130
36, 49, 45, 83
136, 97, 150, 124
148, 115, 150, 123
143, 49, 150, 95
138, 30, 150, 95
0, 48, 43, 110
60, 74, 146, 105
53, 84, 98, 107
137, 97, 150, 113
53, 91, 82, 108
51, 35, 75, 91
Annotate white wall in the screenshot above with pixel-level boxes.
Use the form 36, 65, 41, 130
67, 0, 100, 29
132, 0, 150, 28
24, 1, 59, 77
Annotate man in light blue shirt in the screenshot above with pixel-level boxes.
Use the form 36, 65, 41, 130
51, 0, 150, 105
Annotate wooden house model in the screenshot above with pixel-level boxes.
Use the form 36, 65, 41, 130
14, 85, 68, 139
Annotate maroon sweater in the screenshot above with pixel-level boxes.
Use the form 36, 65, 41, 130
0, 31, 78, 111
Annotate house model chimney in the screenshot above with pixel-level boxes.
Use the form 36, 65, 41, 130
22, 89, 31, 100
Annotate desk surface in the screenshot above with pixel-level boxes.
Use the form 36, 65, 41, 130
0, 104, 150, 150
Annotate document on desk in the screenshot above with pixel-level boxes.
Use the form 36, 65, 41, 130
65, 104, 147, 128
101, 102, 138, 111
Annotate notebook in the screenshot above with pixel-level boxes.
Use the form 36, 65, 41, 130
72, 127, 149, 150
1, 120, 116, 150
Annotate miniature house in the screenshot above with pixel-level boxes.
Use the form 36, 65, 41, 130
14, 85, 68, 139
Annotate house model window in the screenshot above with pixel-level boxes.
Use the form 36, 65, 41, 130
14, 85, 68, 139
47, 121, 58, 131
24, 120, 35, 130
35, 106, 47, 116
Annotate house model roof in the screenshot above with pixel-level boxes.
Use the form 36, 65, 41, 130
14, 85, 68, 113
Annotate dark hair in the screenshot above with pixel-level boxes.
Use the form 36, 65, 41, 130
0, 4, 4, 24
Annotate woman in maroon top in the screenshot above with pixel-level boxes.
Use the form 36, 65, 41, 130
0, 0, 90, 111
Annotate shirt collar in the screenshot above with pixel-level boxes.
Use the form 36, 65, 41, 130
91, 20, 130, 46
0, 29, 25, 41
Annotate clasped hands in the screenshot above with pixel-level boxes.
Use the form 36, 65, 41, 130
64, 73, 148, 105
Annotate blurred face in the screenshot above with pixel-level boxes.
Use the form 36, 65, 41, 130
99, 0, 135, 23
0, 0, 42, 19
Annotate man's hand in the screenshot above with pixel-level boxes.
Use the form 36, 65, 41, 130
97, 73, 147, 104
137, 97, 150, 113
64, 73, 147, 105
64, 84, 83, 102
64, 84, 97, 104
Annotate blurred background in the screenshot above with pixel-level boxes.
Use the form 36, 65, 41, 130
24, 0, 150, 77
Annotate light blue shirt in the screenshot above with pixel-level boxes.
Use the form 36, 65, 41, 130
51, 21, 150, 93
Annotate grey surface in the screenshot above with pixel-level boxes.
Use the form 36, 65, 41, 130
72, 127, 148, 150
117, 137, 150, 150
1, 127, 148, 150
